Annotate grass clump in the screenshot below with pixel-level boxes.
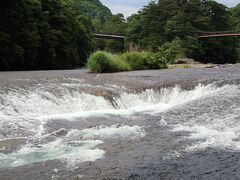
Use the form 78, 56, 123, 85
168, 64, 192, 69
87, 51, 167, 73
87, 51, 130, 73
120, 51, 149, 70
120, 51, 167, 70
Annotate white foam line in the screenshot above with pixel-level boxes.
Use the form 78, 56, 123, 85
172, 124, 240, 151
0, 84, 237, 140
66, 125, 145, 140
0, 139, 105, 168
43, 84, 233, 121
0, 125, 145, 168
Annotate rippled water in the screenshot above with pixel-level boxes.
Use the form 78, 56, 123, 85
0, 78, 240, 178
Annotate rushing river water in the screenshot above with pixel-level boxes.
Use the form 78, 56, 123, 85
1, 67, 240, 179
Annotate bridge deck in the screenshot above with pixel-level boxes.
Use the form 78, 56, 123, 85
93, 34, 125, 40
199, 34, 240, 38
93, 33, 240, 40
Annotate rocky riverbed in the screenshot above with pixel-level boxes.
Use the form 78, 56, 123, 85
1, 66, 240, 179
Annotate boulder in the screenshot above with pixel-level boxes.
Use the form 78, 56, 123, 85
175, 58, 199, 64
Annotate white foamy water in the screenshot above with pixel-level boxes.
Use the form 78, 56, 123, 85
0, 125, 145, 168
43, 84, 230, 122
0, 84, 226, 138
169, 85, 240, 152
0, 83, 238, 168
172, 112, 240, 151
0, 84, 234, 139
66, 125, 145, 140
173, 125, 240, 150
0, 139, 104, 168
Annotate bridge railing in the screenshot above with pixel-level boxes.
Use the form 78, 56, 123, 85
92, 31, 240, 40
93, 33, 125, 40
196, 30, 240, 35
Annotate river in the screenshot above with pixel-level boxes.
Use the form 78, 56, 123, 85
0, 66, 240, 179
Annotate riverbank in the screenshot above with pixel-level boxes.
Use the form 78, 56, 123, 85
168, 62, 240, 69
1, 65, 240, 179
1, 64, 240, 89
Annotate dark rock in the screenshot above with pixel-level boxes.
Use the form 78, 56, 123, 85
53, 128, 68, 137
175, 58, 199, 64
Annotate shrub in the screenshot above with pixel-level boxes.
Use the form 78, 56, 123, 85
120, 51, 167, 70
157, 38, 186, 64
145, 52, 168, 69
87, 51, 130, 73
87, 51, 167, 73
120, 51, 149, 70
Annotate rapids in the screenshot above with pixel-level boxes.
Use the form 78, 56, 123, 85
1, 68, 240, 179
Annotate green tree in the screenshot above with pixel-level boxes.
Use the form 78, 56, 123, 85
229, 3, 240, 61
0, 0, 93, 70
126, 0, 239, 63
230, 4, 240, 30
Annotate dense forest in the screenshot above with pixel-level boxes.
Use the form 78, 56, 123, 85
0, 0, 93, 70
126, 0, 240, 64
0, 0, 240, 70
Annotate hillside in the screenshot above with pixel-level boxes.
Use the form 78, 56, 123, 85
69, 0, 112, 21
67, 0, 126, 52
230, 3, 240, 30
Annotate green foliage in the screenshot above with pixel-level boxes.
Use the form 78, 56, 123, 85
120, 52, 148, 70
69, 0, 127, 53
144, 52, 168, 70
94, 14, 127, 53
87, 51, 167, 73
87, 51, 130, 73
230, 4, 240, 30
120, 51, 167, 70
68, 0, 112, 27
126, 0, 239, 64
2, 0, 240, 70
157, 39, 186, 64
105, 40, 125, 53
237, 48, 240, 63
197, 37, 239, 64
183, 36, 203, 60
0, 0, 93, 70
230, 3, 240, 60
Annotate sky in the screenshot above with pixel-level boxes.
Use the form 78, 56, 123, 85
100, 0, 240, 18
